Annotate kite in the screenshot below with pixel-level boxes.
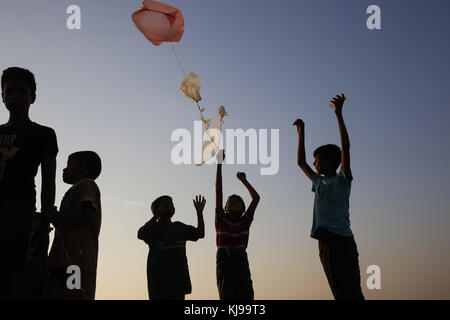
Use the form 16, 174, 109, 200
132, 1, 228, 165
131, 0, 184, 46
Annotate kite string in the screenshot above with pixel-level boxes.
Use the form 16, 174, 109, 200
170, 44, 187, 77
170, 44, 220, 151
337, 0, 350, 95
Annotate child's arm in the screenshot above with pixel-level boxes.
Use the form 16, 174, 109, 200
330, 94, 352, 180
216, 150, 225, 214
192, 195, 206, 239
237, 172, 260, 220
138, 216, 158, 242
293, 119, 315, 181
40, 155, 57, 214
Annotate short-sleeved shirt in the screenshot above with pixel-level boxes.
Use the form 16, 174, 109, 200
138, 219, 200, 298
311, 170, 353, 239
0, 122, 58, 209
48, 179, 102, 274
215, 208, 253, 249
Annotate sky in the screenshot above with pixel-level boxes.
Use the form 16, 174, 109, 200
1, 0, 449, 299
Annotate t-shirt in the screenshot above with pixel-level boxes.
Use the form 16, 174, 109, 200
138, 219, 200, 298
0, 122, 58, 209
311, 170, 354, 239
215, 207, 253, 249
47, 179, 102, 274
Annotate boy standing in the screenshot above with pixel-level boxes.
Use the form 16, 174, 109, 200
293, 94, 364, 300
45, 151, 102, 300
215, 151, 260, 300
0, 67, 58, 299
138, 195, 205, 300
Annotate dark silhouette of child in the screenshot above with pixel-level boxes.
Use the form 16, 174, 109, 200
0, 67, 58, 299
138, 195, 205, 300
293, 94, 364, 300
45, 151, 102, 300
215, 151, 260, 300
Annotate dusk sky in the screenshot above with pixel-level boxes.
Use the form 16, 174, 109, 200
1, 0, 449, 299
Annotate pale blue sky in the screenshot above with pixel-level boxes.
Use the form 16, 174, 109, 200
1, 0, 449, 299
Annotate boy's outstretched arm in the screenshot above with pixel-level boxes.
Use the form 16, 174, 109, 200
293, 119, 315, 181
330, 94, 352, 180
216, 150, 225, 213
237, 172, 260, 220
193, 195, 206, 239
41, 155, 57, 214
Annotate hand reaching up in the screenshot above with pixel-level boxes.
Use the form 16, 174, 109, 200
293, 119, 305, 135
237, 172, 247, 182
330, 93, 346, 115
193, 195, 206, 213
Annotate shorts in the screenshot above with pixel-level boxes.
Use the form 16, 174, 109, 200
216, 247, 254, 300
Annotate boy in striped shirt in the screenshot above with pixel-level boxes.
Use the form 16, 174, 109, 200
215, 151, 260, 300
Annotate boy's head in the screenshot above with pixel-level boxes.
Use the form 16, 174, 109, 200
151, 196, 175, 219
313, 144, 341, 175
225, 194, 246, 215
63, 151, 102, 184
1, 67, 36, 114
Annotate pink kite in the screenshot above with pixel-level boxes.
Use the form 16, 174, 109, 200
132, 0, 184, 46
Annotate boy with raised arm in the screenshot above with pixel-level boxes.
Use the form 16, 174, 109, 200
138, 195, 205, 300
215, 150, 260, 300
293, 94, 364, 300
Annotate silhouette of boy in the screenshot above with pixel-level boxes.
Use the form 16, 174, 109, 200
293, 94, 364, 300
45, 151, 102, 300
215, 151, 260, 300
138, 195, 205, 300
0, 67, 58, 299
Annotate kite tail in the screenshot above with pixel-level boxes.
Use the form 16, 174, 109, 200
170, 44, 221, 155
196, 101, 220, 151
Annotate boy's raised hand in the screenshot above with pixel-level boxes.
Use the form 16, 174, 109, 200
237, 172, 247, 182
330, 93, 347, 115
293, 119, 305, 134
193, 195, 206, 213
216, 149, 225, 164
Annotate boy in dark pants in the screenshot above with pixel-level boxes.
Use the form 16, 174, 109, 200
215, 151, 260, 300
293, 93, 364, 300
0, 67, 58, 299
